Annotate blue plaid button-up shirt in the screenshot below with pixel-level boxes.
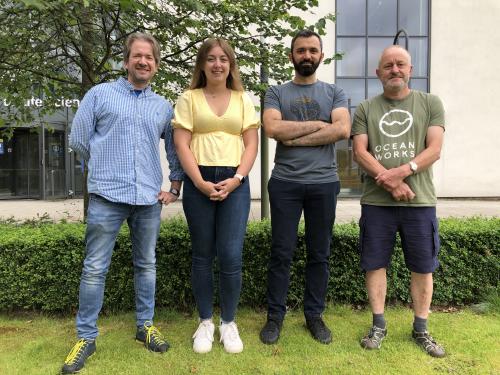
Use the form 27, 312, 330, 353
70, 77, 184, 205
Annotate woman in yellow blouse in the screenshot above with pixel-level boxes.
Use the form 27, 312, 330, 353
173, 38, 259, 354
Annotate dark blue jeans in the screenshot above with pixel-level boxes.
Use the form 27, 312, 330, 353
266, 177, 340, 321
77, 194, 161, 339
183, 166, 250, 322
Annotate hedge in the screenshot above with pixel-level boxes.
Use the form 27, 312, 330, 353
0, 217, 498, 313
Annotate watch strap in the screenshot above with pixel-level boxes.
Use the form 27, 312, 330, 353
234, 173, 245, 184
169, 187, 180, 196
409, 161, 418, 174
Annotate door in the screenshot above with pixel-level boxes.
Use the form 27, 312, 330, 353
43, 129, 66, 198
0, 128, 40, 198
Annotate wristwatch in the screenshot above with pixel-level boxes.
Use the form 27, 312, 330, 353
234, 173, 246, 184
409, 161, 418, 174
169, 187, 180, 196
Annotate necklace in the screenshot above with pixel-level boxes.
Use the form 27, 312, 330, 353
203, 88, 228, 98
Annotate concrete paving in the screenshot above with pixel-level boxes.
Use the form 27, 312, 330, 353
0, 198, 498, 223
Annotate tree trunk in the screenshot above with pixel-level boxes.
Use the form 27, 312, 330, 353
80, 3, 95, 220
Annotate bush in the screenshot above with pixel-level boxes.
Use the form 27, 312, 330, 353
0, 217, 498, 313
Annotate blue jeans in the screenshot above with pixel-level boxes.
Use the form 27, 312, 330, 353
266, 178, 340, 321
183, 166, 250, 322
76, 194, 161, 339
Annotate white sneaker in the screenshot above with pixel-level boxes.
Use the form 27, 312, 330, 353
192, 319, 215, 353
219, 321, 243, 353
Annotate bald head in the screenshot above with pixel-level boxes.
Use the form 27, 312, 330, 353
378, 45, 412, 68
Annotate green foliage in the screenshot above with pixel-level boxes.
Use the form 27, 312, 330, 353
0, 217, 498, 313
471, 286, 500, 315
0, 0, 338, 136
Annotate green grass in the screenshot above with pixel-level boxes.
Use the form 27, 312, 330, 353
1, 306, 498, 375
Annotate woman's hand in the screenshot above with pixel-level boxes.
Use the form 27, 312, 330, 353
195, 180, 220, 199
211, 177, 240, 201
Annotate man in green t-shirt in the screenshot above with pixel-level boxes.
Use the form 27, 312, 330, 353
351, 45, 445, 357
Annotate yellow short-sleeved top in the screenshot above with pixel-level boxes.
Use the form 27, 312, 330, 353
172, 89, 260, 167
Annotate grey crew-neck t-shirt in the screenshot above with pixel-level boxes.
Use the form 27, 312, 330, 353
264, 80, 348, 184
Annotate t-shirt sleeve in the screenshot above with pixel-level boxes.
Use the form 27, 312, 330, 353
242, 92, 260, 131
351, 102, 368, 136
172, 90, 193, 132
333, 85, 349, 109
263, 85, 281, 112
428, 94, 445, 129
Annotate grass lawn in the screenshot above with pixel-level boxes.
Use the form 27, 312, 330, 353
0, 306, 498, 375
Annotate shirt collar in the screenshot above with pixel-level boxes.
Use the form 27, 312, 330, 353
117, 77, 153, 96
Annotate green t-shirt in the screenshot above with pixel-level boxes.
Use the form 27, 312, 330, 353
351, 90, 445, 206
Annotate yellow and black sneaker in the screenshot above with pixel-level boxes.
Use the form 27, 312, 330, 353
61, 338, 96, 374
135, 321, 169, 353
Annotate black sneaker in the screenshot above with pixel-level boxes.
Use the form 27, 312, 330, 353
360, 325, 387, 349
305, 316, 332, 344
259, 317, 283, 345
136, 321, 169, 353
61, 338, 96, 374
412, 330, 445, 358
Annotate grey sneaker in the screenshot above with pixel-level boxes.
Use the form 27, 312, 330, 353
360, 325, 387, 349
61, 338, 96, 374
412, 330, 446, 358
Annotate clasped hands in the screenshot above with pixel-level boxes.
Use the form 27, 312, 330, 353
375, 166, 415, 202
197, 178, 240, 201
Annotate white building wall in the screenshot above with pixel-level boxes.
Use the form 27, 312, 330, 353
431, 0, 500, 197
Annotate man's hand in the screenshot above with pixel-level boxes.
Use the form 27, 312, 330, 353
157, 190, 178, 205
375, 165, 409, 191
390, 182, 415, 202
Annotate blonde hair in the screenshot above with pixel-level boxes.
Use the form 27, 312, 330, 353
190, 38, 243, 91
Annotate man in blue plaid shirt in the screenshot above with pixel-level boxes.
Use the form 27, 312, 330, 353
62, 32, 183, 374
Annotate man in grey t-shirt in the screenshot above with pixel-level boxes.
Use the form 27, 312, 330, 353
259, 30, 351, 345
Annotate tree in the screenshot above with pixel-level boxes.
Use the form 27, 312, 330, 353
1, 0, 337, 122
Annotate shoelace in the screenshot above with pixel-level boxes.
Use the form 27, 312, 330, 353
145, 323, 165, 346
415, 331, 442, 351
264, 319, 279, 332
220, 322, 239, 342
310, 319, 326, 331
192, 321, 214, 341
64, 339, 88, 365
369, 327, 385, 339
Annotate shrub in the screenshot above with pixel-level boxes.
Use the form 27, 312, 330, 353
0, 217, 498, 313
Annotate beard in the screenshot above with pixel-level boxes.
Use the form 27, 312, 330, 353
383, 74, 409, 90
292, 56, 320, 77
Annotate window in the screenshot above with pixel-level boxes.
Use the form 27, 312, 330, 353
335, 0, 430, 195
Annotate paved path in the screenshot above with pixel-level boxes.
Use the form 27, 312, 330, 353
0, 198, 498, 223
